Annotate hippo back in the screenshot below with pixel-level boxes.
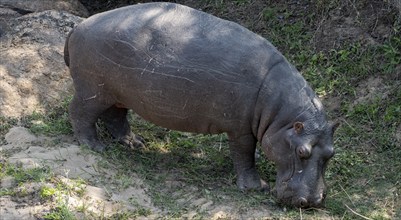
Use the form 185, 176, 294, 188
66, 2, 283, 135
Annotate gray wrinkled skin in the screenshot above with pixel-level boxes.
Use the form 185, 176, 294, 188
64, 2, 338, 208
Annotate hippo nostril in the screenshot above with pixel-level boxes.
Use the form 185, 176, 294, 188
297, 197, 309, 208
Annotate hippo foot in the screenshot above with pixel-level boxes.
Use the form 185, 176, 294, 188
238, 178, 269, 192
237, 169, 270, 192
119, 133, 145, 149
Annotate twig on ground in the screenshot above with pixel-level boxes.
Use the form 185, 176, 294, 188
339, 184, 355, 207
345, 204, 373, 220
299, 207, 303, 220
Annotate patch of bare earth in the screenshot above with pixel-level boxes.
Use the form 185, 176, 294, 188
310, 1, 398, 51
0, 127, 158, 219
0, 10, 80, 118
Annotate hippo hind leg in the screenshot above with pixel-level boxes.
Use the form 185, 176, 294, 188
69, 95, 109, 152
100, 105, 145, 149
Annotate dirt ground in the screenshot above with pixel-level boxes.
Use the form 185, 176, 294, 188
1, 127, 160, 219
1, 0, 400, 219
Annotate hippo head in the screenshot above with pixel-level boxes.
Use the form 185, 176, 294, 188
262, 113, 339, 208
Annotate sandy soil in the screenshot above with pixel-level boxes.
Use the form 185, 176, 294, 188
0, 127, 158, 219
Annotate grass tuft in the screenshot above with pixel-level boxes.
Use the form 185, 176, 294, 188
20, 97, 73, 136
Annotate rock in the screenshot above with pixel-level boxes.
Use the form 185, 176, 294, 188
0, 0, 89, 17
5, 127, 37, 144
0, 6, 22, 21
0, 10, 83, 118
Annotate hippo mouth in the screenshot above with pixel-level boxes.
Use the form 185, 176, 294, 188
279, 154, 298, 184
273, 160, 296, 196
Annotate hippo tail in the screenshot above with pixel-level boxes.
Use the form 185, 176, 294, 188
64, 28, 74, 67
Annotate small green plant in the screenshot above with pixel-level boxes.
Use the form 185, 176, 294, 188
0, 188, 15, 197
40, 185, 57, 199
75, 201, 92, 217
43, 203, 76, 220
381, 36, 401, 73
40, 178, 88, 220
262, 7, 276, 21
0, 116, 17, 137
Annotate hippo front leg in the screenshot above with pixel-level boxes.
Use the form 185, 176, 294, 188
228, 134, 269, 191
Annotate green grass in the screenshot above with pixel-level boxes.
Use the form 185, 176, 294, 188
41, 178, 87, 220
43, 203, 76, 220
20, 96, 73, 136
0, 159, 89, 219
0, 162, 52, 184
0, 162, 52, 197
0, 117, 17, 144
325, 83, 401, 218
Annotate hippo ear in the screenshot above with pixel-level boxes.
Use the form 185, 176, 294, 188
293, 122, 304, 134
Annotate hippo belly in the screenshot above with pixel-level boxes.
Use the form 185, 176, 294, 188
112, 65, 256, 134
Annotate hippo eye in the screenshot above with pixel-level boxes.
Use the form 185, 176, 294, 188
297, 145, 311, 159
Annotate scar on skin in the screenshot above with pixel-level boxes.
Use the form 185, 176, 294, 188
96, 50, 196, 83
84, 95, 97, 101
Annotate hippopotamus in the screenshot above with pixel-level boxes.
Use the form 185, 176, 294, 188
64, 2, 338, 208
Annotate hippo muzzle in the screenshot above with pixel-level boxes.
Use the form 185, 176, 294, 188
274, 165, 329, 208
